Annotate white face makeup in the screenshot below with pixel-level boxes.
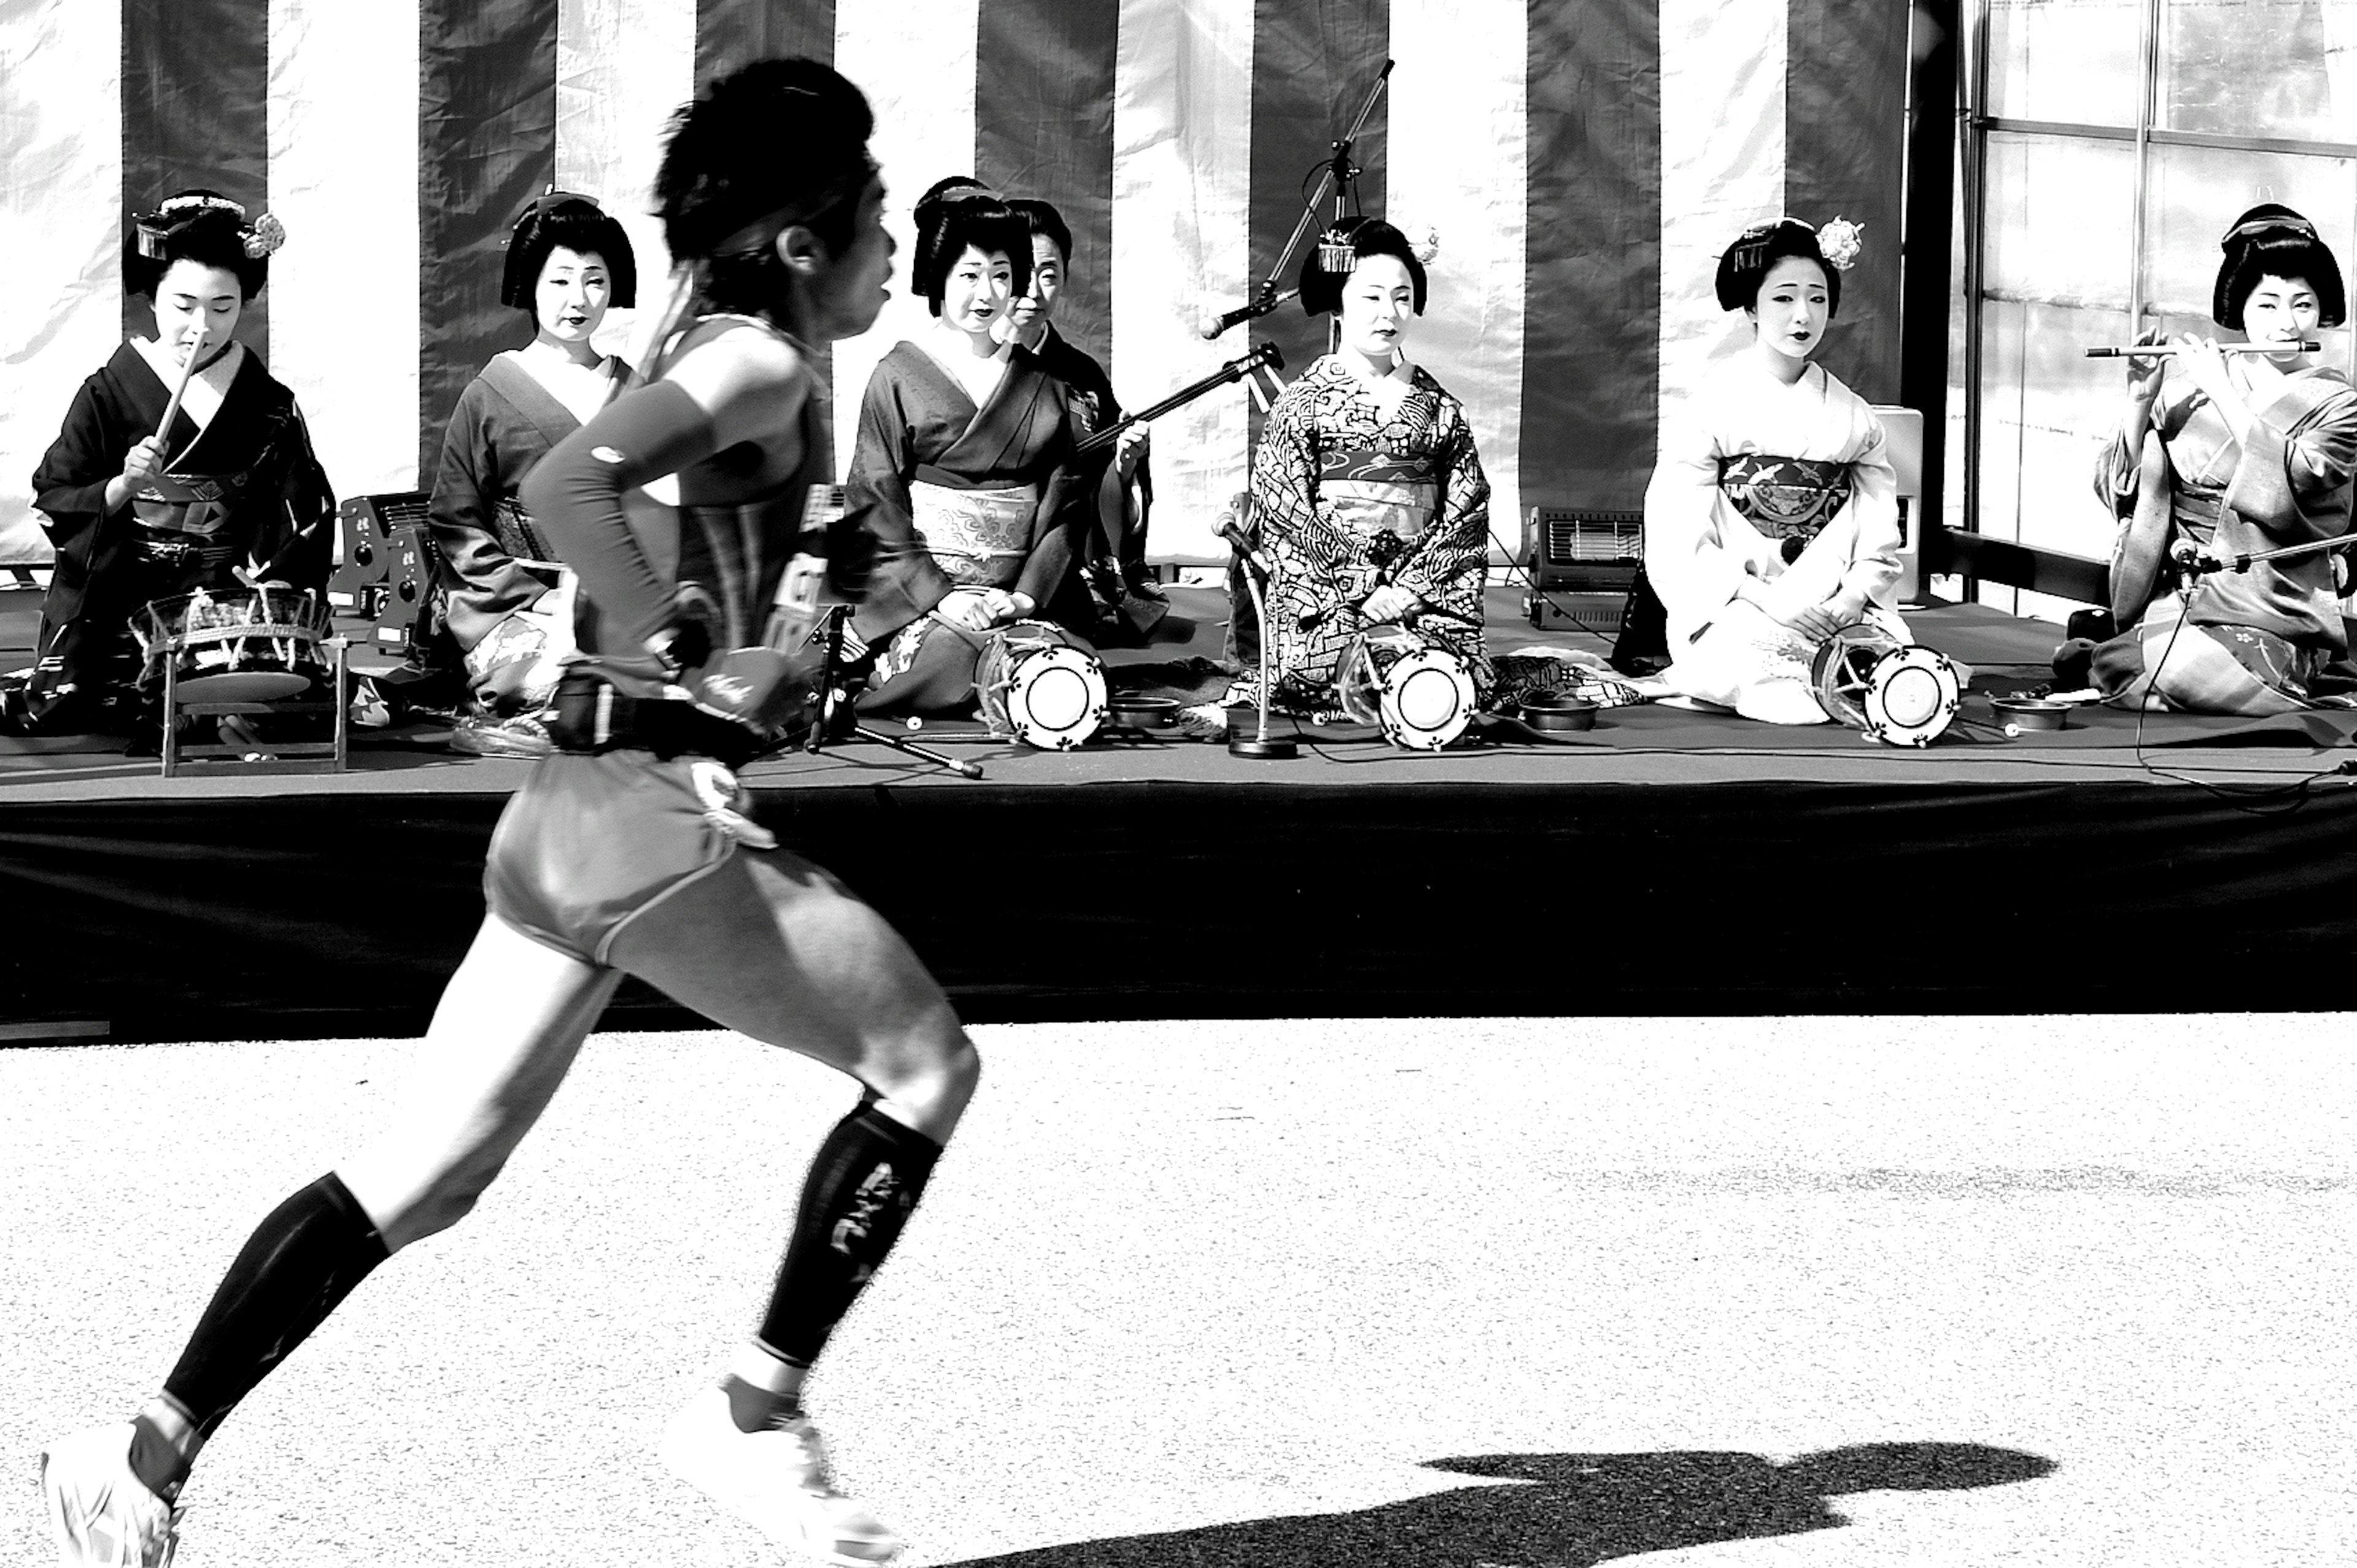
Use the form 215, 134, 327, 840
939, 245, 1013, 338
2240, 272, 2322, 364
1747, 255, 1832, 368
1337, 253, 1416, 367
532, 247, 612, 345
150, 260, 242, 360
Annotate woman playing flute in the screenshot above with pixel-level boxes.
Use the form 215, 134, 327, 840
2095, 204, 2357, 713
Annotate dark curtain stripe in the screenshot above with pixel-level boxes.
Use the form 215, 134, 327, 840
1521, 0, 1660, 513
1786, 0, 1911, 406
120, 0, 271, 357
975, 0, 1119, 372
1245, 0, 1390, 446
417, 0, 559, 486
695, 0, 835, 89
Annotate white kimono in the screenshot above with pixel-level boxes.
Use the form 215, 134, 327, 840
1644, 356, 1907, 723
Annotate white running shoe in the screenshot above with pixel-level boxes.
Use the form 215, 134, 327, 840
37, 1424, 182, 1568
659, 1386, 905, 1566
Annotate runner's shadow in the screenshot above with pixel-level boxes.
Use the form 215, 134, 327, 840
941, 1441, 2056, 1567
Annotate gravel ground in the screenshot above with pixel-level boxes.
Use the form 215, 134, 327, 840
4, 1015, 2353, 1567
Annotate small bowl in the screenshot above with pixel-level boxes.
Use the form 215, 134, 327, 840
1520, 693, 1599, 732
1992, 697, 2070, 733
1108, 695, 1180, 728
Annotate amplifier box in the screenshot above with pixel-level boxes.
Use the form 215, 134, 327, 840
373, 522, 444, 657
330, 491, 429, 619
1522, 506, 1641, 629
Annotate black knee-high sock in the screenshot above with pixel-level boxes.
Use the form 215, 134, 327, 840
756, 1105, 942, 1367
161, 1173, 390, 1443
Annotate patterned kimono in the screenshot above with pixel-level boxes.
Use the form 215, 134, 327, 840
2093, 363, 2357, 713
1644, 356, 1904, 724
17, 339, 333, 730
1228, 354, 1490, 711
845, 340, 1088, 713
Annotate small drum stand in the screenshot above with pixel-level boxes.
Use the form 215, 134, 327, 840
1219, 522, 1298, 759
793, 604, 985, 779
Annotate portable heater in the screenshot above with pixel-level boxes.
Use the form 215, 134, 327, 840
1520, 507, 1643, 632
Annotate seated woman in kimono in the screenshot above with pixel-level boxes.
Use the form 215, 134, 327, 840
1643, 216, 1905, 724
1220, 217, 1491, 714
10, 190, 332, 736
844, 180, 1089, 716
424, 191, 637, 754
2094, 204, 2357, 713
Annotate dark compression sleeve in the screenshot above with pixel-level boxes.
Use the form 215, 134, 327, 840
521, 380, 723, 656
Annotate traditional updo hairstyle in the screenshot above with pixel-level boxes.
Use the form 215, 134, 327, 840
1007, 198, 1074, 267
2213, 204, 2346, 331
654, 58, 878, 323
1297, 217, 1427, 317
124, 189, 281, 301
500, 192, 638, 320
1715, 218, 1840, 315
911, 180, 1030, 317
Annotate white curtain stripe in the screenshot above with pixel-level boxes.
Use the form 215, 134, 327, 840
1657, 0, 1787, 422
267, 0, 422, 503
833, 0, 981, 480
558, 0, 694, 367
1388, 0, 1528, 557
0, 1, 125, 565
1110, 0, 1256, 560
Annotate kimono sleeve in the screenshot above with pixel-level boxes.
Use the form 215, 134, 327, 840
29, 373, 131, 550
846, 359, 953, 644
1642, 399, 1758, 637
427, 380, 552, 650
1835, 407, 1904, 608
1395, 398, 1490, 618
2224, 377, 2357, 543
1248, 382, 1320, 549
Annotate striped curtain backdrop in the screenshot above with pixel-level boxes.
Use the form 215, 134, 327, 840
0, 0, 1908, 567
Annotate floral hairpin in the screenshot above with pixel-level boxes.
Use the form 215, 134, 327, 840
1816, 217, 1863, 272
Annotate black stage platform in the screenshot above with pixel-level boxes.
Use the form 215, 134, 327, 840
1, 585, 2352, 1040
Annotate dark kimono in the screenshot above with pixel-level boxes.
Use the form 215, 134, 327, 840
18, 340, 333, 728
427, 351, 626, 654
844, 341, 1090, 713
1032, 324, 1156, 598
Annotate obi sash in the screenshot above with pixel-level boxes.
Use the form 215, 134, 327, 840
130, 467, 260, 541
1717, 454, 1851, 543
1317, 449, 1438, 544
910, 474, 1035, 588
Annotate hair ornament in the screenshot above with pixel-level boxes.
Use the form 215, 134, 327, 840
243, 212, 287, 258
1316, 224, 1357, 274
1414, 226, 1441, 266
1815, 217, 1863, 272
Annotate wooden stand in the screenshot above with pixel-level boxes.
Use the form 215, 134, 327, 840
161, 637, 349, 778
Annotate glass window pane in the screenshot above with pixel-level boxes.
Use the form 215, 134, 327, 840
1986, 0, 2146, 127
2159, 0, 2357, 141
2139, 142, 2357, 332
1975, 136, 2138, 589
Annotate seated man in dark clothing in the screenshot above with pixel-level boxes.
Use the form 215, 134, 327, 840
1002, 198, 1171, 642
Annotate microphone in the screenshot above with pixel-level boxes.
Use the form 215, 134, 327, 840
1199, 287, 1300, 340
1780, 535, 1806, 566
1218, 521, 1274, 579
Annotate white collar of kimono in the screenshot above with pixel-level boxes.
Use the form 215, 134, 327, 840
134, 336, 246, 439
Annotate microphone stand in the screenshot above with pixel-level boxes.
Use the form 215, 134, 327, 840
1220, 522, 1298, 759
2174, 534, 2355, 577
1204, 58, 1393, 344
793, 604, 985, 779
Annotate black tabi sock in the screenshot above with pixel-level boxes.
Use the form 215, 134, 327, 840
756, 1105, 942, 1369
160, 1173, 390, 1446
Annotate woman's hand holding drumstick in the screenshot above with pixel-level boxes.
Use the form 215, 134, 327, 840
106, 326, 207, 513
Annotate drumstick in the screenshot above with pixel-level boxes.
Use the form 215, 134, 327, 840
154, 326, 209, 468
